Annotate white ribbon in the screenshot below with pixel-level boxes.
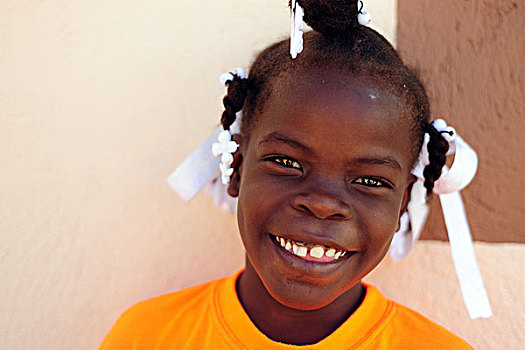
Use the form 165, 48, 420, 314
390, 119, 491, 319
166, 113, 241, 207
440, 191, 492, 319
290, 0, 304, 59
167, 125, 222, 202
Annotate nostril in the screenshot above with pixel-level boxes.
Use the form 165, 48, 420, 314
296, 204, 311, 214
330, 213, 347, 219
292, 193, 351, 220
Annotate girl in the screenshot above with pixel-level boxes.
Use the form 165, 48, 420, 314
100, 1, 474, 348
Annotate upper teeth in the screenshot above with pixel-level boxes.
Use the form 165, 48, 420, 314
272, 235, 347, 260
325, 248, 336, 257
310, 246, 324, 258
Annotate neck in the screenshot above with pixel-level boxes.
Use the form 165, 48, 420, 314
236, 258, 365, 345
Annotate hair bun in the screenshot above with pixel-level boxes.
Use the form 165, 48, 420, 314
297, 0, 359, 36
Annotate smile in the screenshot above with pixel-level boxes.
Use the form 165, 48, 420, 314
269, 233, 350, 263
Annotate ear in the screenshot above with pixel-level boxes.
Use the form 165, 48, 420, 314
227, 134, 243, 197
396, 174, 417, 231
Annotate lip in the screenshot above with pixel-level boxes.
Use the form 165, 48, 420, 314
267, 233, 355, 277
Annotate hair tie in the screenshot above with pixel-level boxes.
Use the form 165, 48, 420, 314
213, 68, 247, 183
219, 67, 247, 86
212, 129, 239, 184
357, 1, 372, 26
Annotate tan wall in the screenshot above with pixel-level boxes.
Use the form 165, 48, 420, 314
397, 0, 525, 243
0, 1, 522, 350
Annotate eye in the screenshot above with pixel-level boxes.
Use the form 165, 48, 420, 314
271, 157, 302, 170
353, 177, 390, 188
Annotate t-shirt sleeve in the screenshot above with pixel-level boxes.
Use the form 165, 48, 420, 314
98, 280, 220, 349
99, 302, 151, 350
389, 303, 475, 350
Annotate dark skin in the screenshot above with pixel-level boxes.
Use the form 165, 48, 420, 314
228, 70, 416, 345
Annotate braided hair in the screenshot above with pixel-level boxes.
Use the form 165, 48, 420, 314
219, 0, 449, 195
220, 75, 250, 131
424, 124, 451, 195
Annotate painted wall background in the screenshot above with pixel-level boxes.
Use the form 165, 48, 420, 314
0, 1, 522, 349
397, 0, 525, 243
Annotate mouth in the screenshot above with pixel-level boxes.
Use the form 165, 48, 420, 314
269, 233, 353, 264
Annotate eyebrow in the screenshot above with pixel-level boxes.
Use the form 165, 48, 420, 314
352, 157, 402, 172
258, 132, 312, 152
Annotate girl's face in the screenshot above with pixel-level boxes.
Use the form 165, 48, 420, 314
231, 71, 415, 310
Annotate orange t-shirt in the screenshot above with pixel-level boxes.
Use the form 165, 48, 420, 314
100, 270, 473, 349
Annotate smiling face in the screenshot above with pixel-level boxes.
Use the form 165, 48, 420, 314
231, 71, 416, 310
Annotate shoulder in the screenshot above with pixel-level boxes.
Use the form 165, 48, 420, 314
385, 299, 474, 349
99, 275, 229, 349
128, 276, 220, 315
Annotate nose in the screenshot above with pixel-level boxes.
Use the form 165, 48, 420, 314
291, 185, 352, 220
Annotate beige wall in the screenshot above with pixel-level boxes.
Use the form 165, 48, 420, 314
0, 1, 522, 350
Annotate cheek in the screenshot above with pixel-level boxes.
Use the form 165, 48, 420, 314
355, 198, 400, 251
238, 150, 289, 214
237, 165, 274, 243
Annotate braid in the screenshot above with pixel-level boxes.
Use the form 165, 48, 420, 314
423, 123, 450, 195
221, 75, 249, 131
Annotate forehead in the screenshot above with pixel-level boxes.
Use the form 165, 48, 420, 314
249, 71, 414, 170
274, 70, 404, 117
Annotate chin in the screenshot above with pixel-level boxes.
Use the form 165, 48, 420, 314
263, 275, 356, 311
275, 296, 337, 311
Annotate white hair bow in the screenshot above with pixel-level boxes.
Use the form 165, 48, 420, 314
389, 119, 491, 320
166, 69, 244, 213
